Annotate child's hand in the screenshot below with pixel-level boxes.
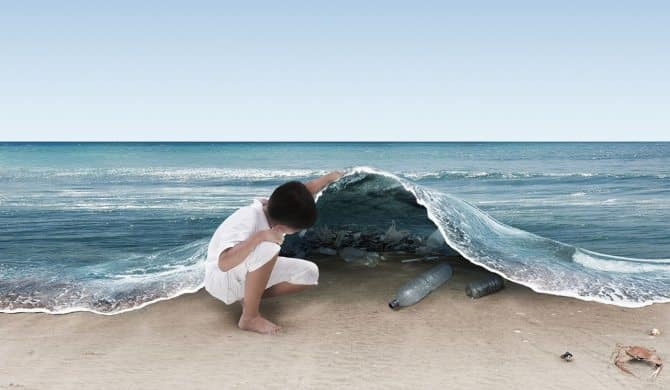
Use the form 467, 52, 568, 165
260, 226, 286, 245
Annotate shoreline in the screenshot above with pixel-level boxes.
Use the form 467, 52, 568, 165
1, 256, 669, 389
2, 252, 668, 317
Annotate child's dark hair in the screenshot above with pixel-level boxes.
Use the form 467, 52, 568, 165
267, 181, 317, 229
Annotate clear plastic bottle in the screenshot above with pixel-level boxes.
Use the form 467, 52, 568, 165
388, 263, 453, 309
339, 247, 381, 267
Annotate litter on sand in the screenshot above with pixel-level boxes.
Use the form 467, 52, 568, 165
465, 274, 505, 299
389, 262, 453, 309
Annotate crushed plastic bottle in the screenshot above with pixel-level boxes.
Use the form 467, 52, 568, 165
388, 262, 453, 309
465, 274, 505, 298
339, 247, 381, 267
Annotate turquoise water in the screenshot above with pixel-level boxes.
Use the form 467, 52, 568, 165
1, 142, 669, 313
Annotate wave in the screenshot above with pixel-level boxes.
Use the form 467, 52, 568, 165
2, 167, 667, 183
305, 167, 670, 308
2, 166, 668, 315
400, 170, 669, 181
0, 240, 208, 315
0, 167, 331, 184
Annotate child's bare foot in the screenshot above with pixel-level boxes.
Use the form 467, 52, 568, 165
238, 314, 281, 335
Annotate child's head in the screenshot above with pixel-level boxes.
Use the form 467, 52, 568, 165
267, 181, 317, 233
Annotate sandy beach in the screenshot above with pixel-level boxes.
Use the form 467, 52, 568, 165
1, 256, 668, 390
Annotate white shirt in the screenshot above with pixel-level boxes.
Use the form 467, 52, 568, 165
206, 198, 271, 272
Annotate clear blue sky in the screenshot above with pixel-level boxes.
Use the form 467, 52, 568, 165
0, 1, 668, 141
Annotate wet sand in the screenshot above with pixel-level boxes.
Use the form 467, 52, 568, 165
1, 256, 668, 389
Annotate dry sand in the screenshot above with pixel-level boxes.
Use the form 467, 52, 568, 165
1, 256, 669, 389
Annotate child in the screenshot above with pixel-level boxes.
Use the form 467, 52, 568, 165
204, 170, 344, 334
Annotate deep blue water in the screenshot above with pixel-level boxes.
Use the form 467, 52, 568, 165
0, 142, 668, 313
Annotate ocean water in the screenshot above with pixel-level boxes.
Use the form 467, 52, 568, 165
0, 142, 669, 313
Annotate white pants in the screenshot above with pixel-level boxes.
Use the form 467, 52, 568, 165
204, 241, 319, 305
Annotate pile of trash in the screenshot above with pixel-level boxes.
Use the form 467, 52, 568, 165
282, 221, 508, 309
282, 221, 450, 267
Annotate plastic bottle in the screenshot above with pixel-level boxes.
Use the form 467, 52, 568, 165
339, 247, 381, 267
465, 274, 505, 298
388, 263, 453, 309
318, 247, 337, 256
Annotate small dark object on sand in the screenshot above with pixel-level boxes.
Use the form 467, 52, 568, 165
560, 352, 573, 362
465, 274, 505, 298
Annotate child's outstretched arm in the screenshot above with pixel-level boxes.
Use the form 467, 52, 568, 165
304, 170, 344, 196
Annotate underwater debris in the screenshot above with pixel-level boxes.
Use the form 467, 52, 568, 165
382, 220, 410, 243
415, 246, 432, 256
465, 274, 505, 299
318, 247, 337, 256
339, 247, 381, 267
314, 225, 335, 242
650, 328, 662, 336
613, 344, 663, 379
284, 223, 451, 264
425, 228, 446, 249
388, 262, 453, 309
334, 230, 346, 248
399, 256, 442, 264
